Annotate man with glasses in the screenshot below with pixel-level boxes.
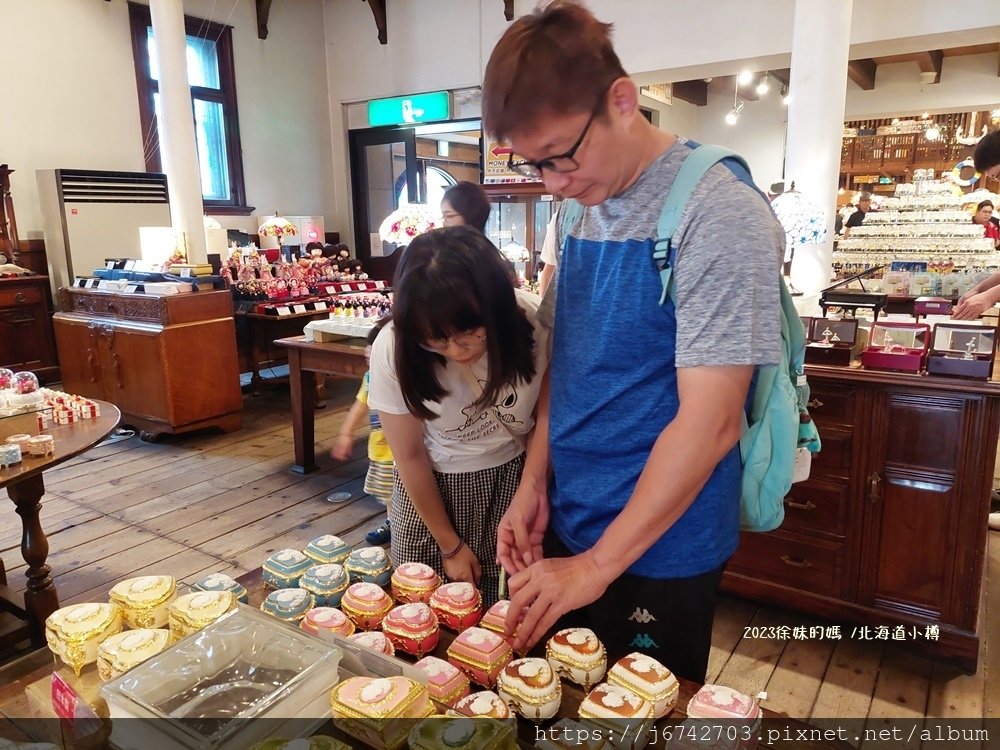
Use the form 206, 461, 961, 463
485, 0, 784, 682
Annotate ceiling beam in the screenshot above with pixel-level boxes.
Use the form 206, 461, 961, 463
713, 75, 759, 102
504, 0, 513, 21
364, 0, 387, 45
915, 49, 943, 83
847, 59, 877, 90
770, 68, 790, 89
670, 80, 708, 107
255, 0, 272, 41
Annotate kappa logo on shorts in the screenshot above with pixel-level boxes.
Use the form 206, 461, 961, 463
628, 607, 657, 624
630, 633, 660, 649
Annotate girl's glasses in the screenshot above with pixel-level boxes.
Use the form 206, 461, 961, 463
420, 331, 486, 353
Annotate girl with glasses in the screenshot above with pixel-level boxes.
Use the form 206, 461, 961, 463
367, 226, 548, 604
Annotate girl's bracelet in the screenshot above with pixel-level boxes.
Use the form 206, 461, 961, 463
440, 539, 465, 559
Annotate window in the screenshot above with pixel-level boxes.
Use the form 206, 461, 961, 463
128, 2, 249, 213
396, 165, 458, 210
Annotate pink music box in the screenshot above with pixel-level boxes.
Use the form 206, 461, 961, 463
390, 562, 441, 604
429, 582, 483, 631
446, 626, 514, 688
413, 655, 471, 708
860, 321, 930, 373
381, 603, 440, 658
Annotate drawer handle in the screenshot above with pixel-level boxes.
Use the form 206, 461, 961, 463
807, 398, 824, 409
14, 292, 26, 304
780, 555, 812, 569
868, 472, 881, 504
784, 498, 816, 511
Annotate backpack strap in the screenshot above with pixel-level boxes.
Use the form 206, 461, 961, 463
654, 145, 747, 305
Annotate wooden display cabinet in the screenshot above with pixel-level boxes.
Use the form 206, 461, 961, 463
0, 276, 59, 383
483, 183, 557, 283
53, 288, 243, 440
723, 365, 1000, 671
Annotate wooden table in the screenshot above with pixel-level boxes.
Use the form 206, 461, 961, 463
236, 308, 334, 394
275, 335, 369, 474
0, 401, 120, 647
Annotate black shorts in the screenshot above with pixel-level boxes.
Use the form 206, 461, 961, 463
544, 532, 727, 683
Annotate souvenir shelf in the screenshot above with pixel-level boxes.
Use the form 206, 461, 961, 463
834, 180, 999, 271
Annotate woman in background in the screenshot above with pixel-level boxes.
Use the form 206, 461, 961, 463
441, 181, 492, 232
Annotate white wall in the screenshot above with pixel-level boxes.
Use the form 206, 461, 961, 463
0, 0, 335, 243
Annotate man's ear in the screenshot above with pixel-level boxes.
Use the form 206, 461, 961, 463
606, 77, 639, 125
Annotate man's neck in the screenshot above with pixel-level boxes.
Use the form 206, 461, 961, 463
613, 121, 677, 197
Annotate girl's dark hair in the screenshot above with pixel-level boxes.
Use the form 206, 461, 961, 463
977, 200, 994, 211
367, 315, 390, 345
442, 181, 492, 232
391, 226, 536, 420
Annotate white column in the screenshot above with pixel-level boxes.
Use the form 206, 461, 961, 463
149, 0, 207, 263
784, 0, 854, 296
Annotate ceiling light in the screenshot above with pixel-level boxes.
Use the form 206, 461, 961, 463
925, 124, 940, 141
891, 118, 900, 125
738, 71, 753, 86
782, 92, 791, 106
756, 74, 770, 96
921, 112, 930, 119
725, 101, 745, 125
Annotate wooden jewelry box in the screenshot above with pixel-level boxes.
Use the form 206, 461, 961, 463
926, 323, 996, 380
805, 318, 860, 366
860, 321, 930, 373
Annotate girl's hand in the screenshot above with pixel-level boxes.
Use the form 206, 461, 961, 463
442, 542, 481, 586
330, 434, 353, 461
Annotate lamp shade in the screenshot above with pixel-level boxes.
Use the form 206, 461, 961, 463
258, 215, 299, 240
378, 203, 441, 245
499, 242, 530, 263
771, 190, 828, 249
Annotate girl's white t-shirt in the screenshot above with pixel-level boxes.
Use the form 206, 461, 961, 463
368, 288, 547, 474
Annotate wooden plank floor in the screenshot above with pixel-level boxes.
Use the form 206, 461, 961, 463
1, 377, 996, 725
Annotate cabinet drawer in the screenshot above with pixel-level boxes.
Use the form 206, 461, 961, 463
729, 531, 845, 598
0, 286, 42, 307
810, 426, 853, 479
806, 383, 857, 428
783, 479, 849, 537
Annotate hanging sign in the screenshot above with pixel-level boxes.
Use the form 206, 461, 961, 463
483, 140, 536, 185
368, 92, 451, 127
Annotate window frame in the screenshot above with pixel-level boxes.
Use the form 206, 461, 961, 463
127, 1, 251, 215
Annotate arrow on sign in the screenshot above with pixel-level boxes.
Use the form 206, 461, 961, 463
490, 145, 513, 157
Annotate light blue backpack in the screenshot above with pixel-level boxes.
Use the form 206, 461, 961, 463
558, 144, 821, 532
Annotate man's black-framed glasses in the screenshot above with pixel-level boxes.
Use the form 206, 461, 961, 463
507, 108, 599, 180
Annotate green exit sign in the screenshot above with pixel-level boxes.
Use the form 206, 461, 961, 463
368, 92, 451, 127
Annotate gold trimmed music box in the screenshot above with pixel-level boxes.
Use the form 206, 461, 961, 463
46, 602, 124, 676
496, 657, 562, 721
96, 628, 171, 682
545, 627, 607, 691
167, 590, 237, 640
606, 652, 679, 719
329, 676, 434, 750
407, 716, 517, 750
108, 575, 177, 629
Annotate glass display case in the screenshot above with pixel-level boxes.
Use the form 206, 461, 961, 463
926, 323, 996, 380
483, 184, 557, 285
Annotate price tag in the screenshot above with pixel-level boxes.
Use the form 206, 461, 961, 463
179, 268, 192, 278
314, 301, 328, 311
124, 260, 136, 271
51, 672, 79, 721
293, 304, 307, 314
87, 278, 100, 288
125, 285, 139, 294
105, 261, 115, 270
276, 307, 291, 316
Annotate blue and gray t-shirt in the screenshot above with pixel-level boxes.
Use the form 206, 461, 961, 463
545, 137, 784, 579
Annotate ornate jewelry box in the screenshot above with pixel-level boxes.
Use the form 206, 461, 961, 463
429, 582, 483, 631
347, 630, 396, 656
299, 563, 351, 607
606, 652, 679, 719
390, 562, 441, 604
381, 603, 440, 658
446, 627, 513, 688
341, 582, 394, 630
300, 607, 356, 638
860, 321, 930, 373
108, 575, 177, 629
805, 318, 860, 367
262, 549, 312, 588
167, 590, 238, 640
496, 657, 562, 721
479, 599, 521, 653
407, 716, 516, 750
97, 628, 171, 682
448, 690, 512, 719
686, 684, 761, 750
344, 546, 393, 586
193, 573, 249, 604
249, 737, 352, 750
304, 534, 352, 565
545, 627, 607, 691
260, 588, 315, 622
413, 655, 471, 708
46, 602, 124, 676
329, 676, 433, 750
927, 323, 996, 380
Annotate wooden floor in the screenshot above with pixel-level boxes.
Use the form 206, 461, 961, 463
1, 378, 996, 729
